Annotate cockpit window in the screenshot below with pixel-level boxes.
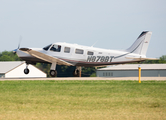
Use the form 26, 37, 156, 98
43, 44, 52, 51
50, 44, 61, 52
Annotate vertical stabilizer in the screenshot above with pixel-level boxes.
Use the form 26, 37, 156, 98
126, 31, 152, 56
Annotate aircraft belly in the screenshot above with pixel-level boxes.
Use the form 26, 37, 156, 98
60, 57, 142, 67
19, 57, 49, 63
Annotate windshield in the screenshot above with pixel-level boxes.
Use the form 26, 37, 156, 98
50, 44, 61, 52
43, 44, 52, 51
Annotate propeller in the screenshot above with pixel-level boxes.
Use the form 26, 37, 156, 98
13, 36, 22, 54
18, 36, 22, 49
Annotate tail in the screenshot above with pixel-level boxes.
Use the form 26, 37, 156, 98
126, 31, 152, 56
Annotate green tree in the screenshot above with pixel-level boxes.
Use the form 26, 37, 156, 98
56, 65, 76, 77
82, 67, 96, 77
159, 55, 166, 63
35, 63, 51, 77
0, 51, 21, 61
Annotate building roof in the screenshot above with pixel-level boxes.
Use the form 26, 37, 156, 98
97, 64, 166, 71
0, 61, 24, 73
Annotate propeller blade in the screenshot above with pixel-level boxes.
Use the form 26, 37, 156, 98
18, 36, 22, 49
13, 36, 22, 54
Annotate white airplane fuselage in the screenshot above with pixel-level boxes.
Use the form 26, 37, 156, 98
16, 42, 144, 67
15, 31, 156, 77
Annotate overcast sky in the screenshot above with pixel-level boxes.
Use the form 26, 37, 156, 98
0, 0, 165, 58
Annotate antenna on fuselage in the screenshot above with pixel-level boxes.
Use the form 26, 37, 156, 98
91, 40, 98, 47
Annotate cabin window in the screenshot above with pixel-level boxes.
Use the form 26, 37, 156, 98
64, 47, 70, 53
87, 51, 94, 55
50, 44, 61, 52
43, 44, 52, 51
75, 49, 84, 54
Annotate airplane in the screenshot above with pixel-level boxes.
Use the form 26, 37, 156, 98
13, 31, 157, 77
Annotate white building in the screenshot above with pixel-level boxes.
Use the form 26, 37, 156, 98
96, 64, 166, 77
0, 61, 46, 78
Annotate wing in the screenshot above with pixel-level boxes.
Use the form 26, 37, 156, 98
19, 48, 73, 66
125, 57, 159, 60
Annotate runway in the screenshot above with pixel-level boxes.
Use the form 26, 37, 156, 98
0, 77, 166, 81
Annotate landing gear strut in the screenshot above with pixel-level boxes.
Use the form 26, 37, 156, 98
24, 64, 29, 74
50, 63, 57, 77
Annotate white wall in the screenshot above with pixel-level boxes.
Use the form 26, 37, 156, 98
5, 63, 46, 78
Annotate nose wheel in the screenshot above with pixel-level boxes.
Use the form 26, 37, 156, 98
24, 68, 29, 74
24, 63, 30, 74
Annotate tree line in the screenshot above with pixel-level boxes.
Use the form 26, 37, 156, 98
0, 51, 166, 77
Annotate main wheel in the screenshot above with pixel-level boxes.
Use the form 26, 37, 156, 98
50, 70, 57, 77
73, 69, 79, 77
24, 68, 29, 74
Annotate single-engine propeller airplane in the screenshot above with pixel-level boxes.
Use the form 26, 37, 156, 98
13, 31, 157, 77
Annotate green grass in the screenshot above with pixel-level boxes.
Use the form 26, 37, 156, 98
0, 80, 166, 120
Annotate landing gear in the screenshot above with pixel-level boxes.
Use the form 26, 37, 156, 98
73, 66, 82, 77
24, 68, 29, 74
73, 69, 79, 77
24, 64, 29, 74
49, 62, 57, 77
50, 70, 57, 77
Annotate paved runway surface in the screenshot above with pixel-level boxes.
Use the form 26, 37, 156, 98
0, 77, 166, 81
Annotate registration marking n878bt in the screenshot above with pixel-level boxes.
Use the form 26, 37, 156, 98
87, 56, 114, 62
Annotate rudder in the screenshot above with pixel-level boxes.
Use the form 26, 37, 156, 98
126, 31, 152, 56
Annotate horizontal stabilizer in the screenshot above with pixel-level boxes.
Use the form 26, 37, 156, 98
126, 57, 159, 60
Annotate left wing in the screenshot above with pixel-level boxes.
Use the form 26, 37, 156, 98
19, 48, 73, 66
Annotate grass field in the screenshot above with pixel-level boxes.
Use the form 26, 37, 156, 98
0, 80, 166, 120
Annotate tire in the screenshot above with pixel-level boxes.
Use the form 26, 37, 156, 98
73, 69, 79, 77
24, 68, 29, 74
50, 70, 57, 77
